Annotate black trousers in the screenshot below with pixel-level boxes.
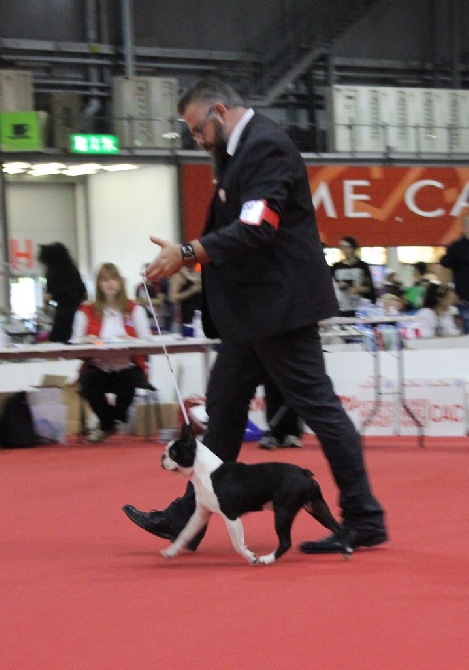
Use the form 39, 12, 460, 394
263, 374, 302, 439
164, 323, 385, 533
79, 365, 147, 431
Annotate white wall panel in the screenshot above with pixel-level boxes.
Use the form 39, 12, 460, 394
329, 85, 469, 155
447, 90, 469, 154
328, 85, 354, 152
87, 165, 178, 296
330, 85, 388, 152
383, 88, 420, 153
7, 182, 78, 275
417, 89, 448, 153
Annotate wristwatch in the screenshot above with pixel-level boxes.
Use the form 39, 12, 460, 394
180, 242, 196, 265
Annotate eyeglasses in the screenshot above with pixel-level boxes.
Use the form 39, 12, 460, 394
339, 243, 353, 250
189, 106, 214, 139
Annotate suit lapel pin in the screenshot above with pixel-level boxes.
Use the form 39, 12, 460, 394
218, 188, 226, 203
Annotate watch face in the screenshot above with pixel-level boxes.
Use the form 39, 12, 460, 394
181, 244, 195, 262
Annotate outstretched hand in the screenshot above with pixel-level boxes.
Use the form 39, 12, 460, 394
146, 237, 183, 279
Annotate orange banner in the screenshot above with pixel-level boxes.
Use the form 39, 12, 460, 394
181, 164, 469, 246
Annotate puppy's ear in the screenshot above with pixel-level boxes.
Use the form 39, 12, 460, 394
180, 421, 195, 442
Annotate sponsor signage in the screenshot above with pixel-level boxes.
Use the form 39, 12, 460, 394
180, 163, 469, 246
0, 112, 43, 151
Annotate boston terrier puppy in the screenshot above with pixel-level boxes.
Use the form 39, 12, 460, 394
160, 423, 352, 565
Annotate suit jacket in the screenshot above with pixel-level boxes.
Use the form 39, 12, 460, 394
199, 113, 338, 340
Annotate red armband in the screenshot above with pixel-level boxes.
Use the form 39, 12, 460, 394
239, 199, 279, 229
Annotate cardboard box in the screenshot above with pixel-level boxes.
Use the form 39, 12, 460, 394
40, 374, 69, 388
30, 403, 67, 444
133, 402, 179, 437
32, 376, 92, 436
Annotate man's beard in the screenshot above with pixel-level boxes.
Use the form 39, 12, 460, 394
207, 120, 229, 179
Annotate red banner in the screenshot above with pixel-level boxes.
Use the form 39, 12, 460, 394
180, 163, 469, 246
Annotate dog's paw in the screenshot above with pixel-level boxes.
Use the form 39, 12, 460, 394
342, 546, 353, 560
257, 552, 276, 565
245, 551, 259, 565
160, 546, 178, 559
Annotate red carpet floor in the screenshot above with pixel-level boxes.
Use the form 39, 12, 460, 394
1, 434, 468, 670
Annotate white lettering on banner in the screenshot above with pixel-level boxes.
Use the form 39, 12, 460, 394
312, 182, 338, 218
405, 180, 445, 217
343, 180, 371, 218
311, 178, 469, 220
240, 200, 264, 225
450, 181, 469, 216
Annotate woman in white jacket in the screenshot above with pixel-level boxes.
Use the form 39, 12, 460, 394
416, 283, 460, 338
72, 263, 152, 442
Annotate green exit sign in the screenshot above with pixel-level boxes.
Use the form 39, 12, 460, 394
70, 134, 120, 154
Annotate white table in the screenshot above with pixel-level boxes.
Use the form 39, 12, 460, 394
321, 315, 425, 445
0, 336, 216, 361
0, 336, 219, 399
405, 335, 469, 350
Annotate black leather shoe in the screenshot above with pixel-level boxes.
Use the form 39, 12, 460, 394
122, 505, 178, 541
299, 528, 388, 554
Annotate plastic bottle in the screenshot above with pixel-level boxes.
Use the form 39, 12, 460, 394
192, 309, 203, 338
171, 302, 183, 337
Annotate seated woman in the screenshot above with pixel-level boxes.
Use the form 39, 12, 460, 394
71, 262, 153, 443
416, 283, 460, 338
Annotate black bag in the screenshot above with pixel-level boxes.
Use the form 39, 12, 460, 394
0, 391, 37, 448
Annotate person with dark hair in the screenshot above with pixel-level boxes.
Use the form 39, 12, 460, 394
135, 263, 172, 332
439, 213, 469, 334
404, 261, 430, 311
416, 283, 460, 338
123, 77, 387, 555
169, 266, 202, 325
37, 242, 87, 342
379, 269, 404, 299
258, 375, 303, 450
72, 263, 152, 443
331, 236, 376, 316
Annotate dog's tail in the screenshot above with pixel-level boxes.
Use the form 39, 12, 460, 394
304, 479, 353, 559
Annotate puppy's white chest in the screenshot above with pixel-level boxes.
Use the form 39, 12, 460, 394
191, 471, 221, 512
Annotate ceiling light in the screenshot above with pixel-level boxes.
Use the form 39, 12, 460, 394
63, 163, 102, 176
3, 161, 32, 174
27, 162, 67, 176
101, 164, 138, 172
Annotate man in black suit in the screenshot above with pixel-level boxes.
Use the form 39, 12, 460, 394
123, 78, 387, 554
